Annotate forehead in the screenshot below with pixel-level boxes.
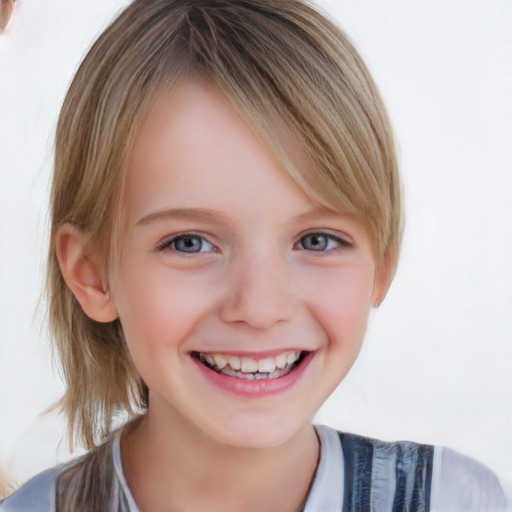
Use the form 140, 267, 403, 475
123, 78, 321, 227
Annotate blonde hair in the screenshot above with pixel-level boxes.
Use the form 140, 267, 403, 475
0, 464, 16, 501
48, 0, 402, 451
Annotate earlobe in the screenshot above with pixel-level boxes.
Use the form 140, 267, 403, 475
55, 224, 118, 323
372, 255, 394, 308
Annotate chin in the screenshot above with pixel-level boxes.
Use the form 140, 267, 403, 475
202, 415, 311, 450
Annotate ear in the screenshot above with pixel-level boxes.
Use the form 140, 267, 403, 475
372, 254, 394, 307
55, 224, 118, 322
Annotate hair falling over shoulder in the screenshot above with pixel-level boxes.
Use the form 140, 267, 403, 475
0, 467, 15, 501
48, 0, 402, 456
54, 418, 143, 512
55, 438, 116, 512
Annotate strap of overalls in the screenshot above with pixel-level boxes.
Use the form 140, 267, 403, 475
339, 432, 434, 512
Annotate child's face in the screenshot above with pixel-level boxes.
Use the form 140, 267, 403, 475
107, 79, 387, 448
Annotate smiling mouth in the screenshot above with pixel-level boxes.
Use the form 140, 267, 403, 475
193, 351, 308, 380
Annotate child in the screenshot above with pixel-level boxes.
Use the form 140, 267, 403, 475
0, 0, 507, 510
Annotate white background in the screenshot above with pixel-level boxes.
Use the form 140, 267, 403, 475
0, 0, 511, 498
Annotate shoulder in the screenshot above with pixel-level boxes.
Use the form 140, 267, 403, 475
338, 429, 435, 485
0, 466, 63, 512
338, 429, 434, 464
332, 429, 507, 512
337, 430, 434, 511
0, 435, 120, 512
431, 446, 507, 511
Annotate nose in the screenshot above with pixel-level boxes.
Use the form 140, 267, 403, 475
219, 251, 298, 330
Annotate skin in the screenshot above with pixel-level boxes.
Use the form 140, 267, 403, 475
57, 79, 390, 511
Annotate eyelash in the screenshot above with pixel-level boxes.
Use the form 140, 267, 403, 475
295, 232, 352, 253
156, 231, 351, 255
156, 233, 216, 254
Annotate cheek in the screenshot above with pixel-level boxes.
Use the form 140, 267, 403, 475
111, 257, 218, 354
302, 264, 375, 348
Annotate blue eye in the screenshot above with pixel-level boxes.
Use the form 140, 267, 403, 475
159, 234, 215, 254
299, 233, 349, 252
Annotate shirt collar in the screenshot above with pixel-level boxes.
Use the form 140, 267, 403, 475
304, 424, 344, 512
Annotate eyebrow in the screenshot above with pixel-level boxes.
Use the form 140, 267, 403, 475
135, 206, 355, 228
293, 207, 353, 222
135, 208, 233, 226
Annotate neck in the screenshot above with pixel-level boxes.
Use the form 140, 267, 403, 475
121, 407, 319, 512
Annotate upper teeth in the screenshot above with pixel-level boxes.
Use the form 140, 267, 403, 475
202, 351, 302, 373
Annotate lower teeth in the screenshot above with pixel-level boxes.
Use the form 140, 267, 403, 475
219, 367, 286, 380
198, 354, 302, 380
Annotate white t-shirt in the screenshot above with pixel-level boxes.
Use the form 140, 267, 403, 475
0, 425, 507, 512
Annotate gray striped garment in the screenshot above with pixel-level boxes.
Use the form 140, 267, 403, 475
0, 425, 507, 512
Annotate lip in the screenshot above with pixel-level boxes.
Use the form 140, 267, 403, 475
191, 350, 315, 397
